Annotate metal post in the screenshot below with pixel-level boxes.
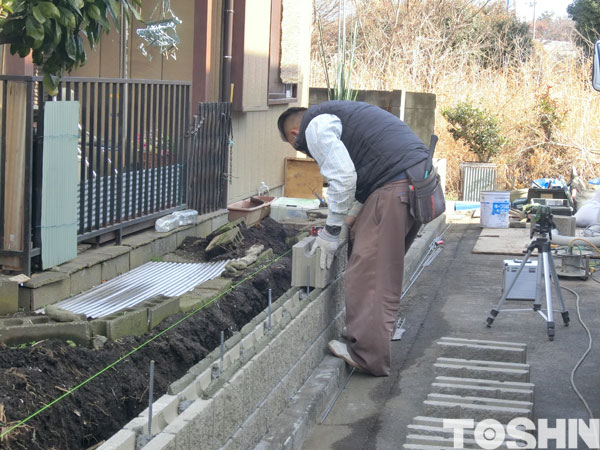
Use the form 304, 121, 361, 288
268, 288, 272, 331
531, 1, 537, 40
221, 0, 234, 102
220, 330, 225, 373
148, 360, 155, 436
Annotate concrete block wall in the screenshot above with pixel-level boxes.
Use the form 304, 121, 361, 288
308, 88, 436, 145
403, 337, 534, 450
403, 92, 436, 148
98, 271, 346, 450
254, 357, 349, 450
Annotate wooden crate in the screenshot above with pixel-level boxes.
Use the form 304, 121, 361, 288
284, 157, 324, 199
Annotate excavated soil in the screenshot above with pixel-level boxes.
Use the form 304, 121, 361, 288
0, 218, 294, 450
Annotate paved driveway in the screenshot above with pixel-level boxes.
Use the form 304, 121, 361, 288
303, 222, 600, 450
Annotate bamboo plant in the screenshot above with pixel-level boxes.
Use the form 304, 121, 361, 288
317, 0, 358, 101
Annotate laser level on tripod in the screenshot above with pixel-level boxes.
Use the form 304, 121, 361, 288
486, 205, 570, 340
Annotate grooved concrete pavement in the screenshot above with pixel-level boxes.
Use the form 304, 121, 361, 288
301, 220, 600, 450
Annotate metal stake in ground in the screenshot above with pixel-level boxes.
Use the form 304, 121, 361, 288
148, 360, 155, 436
268, 288, 272, 331
220, 330, 225, 374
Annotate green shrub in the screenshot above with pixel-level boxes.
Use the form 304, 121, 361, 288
442, 101, 507, 162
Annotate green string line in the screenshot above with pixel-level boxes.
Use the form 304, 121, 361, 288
0, 248, 292, 439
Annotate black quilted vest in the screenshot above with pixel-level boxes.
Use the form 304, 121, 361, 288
294, 101, 428, 202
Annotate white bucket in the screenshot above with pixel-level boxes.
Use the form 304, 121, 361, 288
480, 191, 510, 228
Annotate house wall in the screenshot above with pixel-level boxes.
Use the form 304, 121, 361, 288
69, 0, 195, 81
229, 106, 297, 202
226, 0, 312, 203
239, 0, 271, 111
208, 0, 224, 102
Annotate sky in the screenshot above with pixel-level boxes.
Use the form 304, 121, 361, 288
514, 0, 573, 21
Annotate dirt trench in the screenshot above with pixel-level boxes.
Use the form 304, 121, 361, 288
0, 218, 294, 450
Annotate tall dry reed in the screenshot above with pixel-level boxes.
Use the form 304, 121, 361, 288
312, 0, 600, 197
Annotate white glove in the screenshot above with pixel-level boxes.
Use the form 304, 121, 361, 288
310, 228, 339, 269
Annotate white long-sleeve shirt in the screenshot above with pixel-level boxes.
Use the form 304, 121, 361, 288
305, 114, 357, 227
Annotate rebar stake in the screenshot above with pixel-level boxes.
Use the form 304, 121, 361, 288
306, 265, 311, 296
220, 330, 225, 374
268, 288, 272, 331
148, 360, 155, 436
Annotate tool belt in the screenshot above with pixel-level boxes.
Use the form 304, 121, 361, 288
406, 160, 446, 224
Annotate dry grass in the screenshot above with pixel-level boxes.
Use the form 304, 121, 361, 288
312, 1, 600, 198
429, 49, 600, 196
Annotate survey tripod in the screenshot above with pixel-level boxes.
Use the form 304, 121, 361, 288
485, 206, 570, 340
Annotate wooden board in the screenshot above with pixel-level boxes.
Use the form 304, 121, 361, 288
284, 157, 324, 199
473, 226, 600, 260
472, 227, 534, 256
2, 82, 28, 271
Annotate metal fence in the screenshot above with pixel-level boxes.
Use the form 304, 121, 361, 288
54, 78, 191, 241
0, 75, 231, 275
186, 102, 231, 214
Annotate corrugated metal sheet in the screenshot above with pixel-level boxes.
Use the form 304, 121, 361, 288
77, 166, 182, 229
54, 261, 230, 318
460, 162, 497, 202
41, 101, 79, 269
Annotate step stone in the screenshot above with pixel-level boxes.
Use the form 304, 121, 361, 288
431, 382, 533, 402
426, 393, 533, 411
423, 400, 532, 423
437, 337, 527, 364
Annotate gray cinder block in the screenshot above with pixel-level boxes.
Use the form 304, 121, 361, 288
291, 237, 332, 289
0, 278, 19, 315
97, 429, 136, 450
552, 215, 576, 237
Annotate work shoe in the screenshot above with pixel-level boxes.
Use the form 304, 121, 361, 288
328, 340, 360, 369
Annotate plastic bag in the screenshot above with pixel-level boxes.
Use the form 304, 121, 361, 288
574, 191, 600, 227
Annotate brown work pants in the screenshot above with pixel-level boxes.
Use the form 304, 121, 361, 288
345, 179, 417, 376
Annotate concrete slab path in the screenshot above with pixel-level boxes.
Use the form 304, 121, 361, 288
302, 223, 600, 450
